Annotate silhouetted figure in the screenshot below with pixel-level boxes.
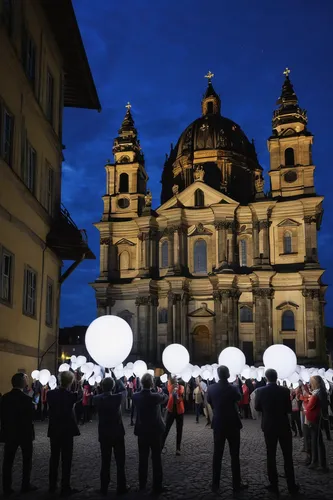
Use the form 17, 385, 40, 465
162, 377, 185, 455
255, 368, 299, 496
47, 371, 80, 496
93, 377, 128, 495
207, 366, 247, 494
0, 373, 37, 496
133, 372, 168, 494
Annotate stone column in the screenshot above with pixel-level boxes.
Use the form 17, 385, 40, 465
228, 289, 240, 347
167, 291, 175, 345
253, 288, 274, 361
174, 294, 182, 343
149, 229, 158, 275
227, 222, 235, 266
213, 291, 222, 356
260, 220, 271, 265
215, 222, 227, 267
304, 216, 318, 264
168, 228, 175, 272
136, 297, 149, 359
96, 297, 107, 317
181, 293, 189, 349
100, 238, 110, 277
220, 290, 229, 348
148, 295, 158, 363
252, 221, 261, 266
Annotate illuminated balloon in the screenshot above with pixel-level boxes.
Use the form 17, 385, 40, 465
263, 344, 296, 380
76, 356, 87, 367
85, 315, 133, 368
133, 360, 147, 378
39, 369, 51, 386
160, 374, 168, 383
162, 344, 190, 374
31, 370, 40, 380
58, 363, 70, 373
218, 347, 246, 376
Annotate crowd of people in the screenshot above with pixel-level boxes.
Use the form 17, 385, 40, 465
0, 366, 332, 498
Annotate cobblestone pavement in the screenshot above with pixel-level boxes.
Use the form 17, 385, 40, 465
1, 413, 332, 500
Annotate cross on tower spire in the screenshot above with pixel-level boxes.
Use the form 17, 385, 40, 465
204, 70, 214, 83
125, 102, 132, 110
283, 67, 291, 78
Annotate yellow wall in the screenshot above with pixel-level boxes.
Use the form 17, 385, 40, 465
0, 1, 64, 393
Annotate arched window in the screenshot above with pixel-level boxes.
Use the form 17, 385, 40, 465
283, 231, 292, 254
119, 251, 130, 270
158, 308, 168, 324
119, 173, 129, 193
207, 101, 214, 114
195, 189, 205, 207
282, 310, 295, 331
284, 148, 295, 166
240, 306, 253, 323
194, 239, 207, 273
239, 239, 247, 267
161, 240, 168, 268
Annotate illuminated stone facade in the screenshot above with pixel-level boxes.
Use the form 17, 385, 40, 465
92, 71, 326, 365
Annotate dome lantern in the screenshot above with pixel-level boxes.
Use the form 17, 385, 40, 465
202, 71, 221, 116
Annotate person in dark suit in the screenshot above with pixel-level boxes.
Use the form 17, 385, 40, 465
93, 377, 129, 496
47, 371, 80, 496
133, 372, 168, 495
0, 373, 37, 497
207, 366, 247, 494
255, 369, 299, 496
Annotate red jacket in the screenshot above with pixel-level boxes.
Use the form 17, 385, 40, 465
241, 384, 250, 405
304, 394, 321, 423
166, 382, 185, 414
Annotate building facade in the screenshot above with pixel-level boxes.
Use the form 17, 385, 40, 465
0, 0, 99, 393
92, 71, 326, 366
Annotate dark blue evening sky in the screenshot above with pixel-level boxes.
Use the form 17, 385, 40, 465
60, 0, 333, 328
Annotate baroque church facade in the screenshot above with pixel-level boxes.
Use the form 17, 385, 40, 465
92, 70, 326, 366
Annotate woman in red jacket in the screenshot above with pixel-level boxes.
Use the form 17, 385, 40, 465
303, 376, 329, 472
162, 377, 185, 456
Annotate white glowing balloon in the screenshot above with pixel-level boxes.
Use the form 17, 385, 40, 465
257, 374, 262, 382
284, 379, 292, 388
228, 373, 237, 383
263, 344, 296, 380
250, 368, 258, 379
31, 370, 40, 380
192, 365, 201, 378
324, 369, 333, 382
126, 362, 134, 370
162, 344, 190, 374
290, 372, 300, 384
241, 365, 251, 380
124, 369, 133, 379
71, 363, 78, 371
218, 347, 246, 376
300, 369, 310, 383
180, 365, 192, 383
95, 375, 102, 384
160, 374, 168, 383
70, 355, 77, 363
88, 377, 95, 386
147, 369, 154, 377
202, 369, 211, 380
133, 360, 147, 378
49, 382, 57, 390
39, 369, 51, 386
76, 356, 86, 367
49, 375, 57, 386
324, 379, 330, 391
58, 363, 70, 373
85, 315, 133, 368
81, 364, 90, 374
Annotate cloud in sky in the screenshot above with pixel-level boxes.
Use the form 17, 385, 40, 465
60, 0, 333, 327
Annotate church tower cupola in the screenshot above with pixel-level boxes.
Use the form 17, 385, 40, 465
202, 71, 221, 116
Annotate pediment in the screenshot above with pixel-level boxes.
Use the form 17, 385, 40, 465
188, 303, 215, 317
115, 238, 136, 246
281, 128, 296, 137
188, 223, 213, 237
277, 218, 300, 227
157, 182, 239, 213
276, 301, 299, 310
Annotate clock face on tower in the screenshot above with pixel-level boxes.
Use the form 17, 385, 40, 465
284, 170, 298, 183
117, 197, 130, 209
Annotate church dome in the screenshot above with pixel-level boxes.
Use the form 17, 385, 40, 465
174, 114, 257, 162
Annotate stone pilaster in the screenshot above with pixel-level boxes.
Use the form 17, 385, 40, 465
253, 287, 274, 360
181, 293, 189, 349
215, 221, 227, 267
302, 288, 322, 354
213, 291, 222, 355
259, 220, 271, 265
174, 294, 182, 343
227, 222, 235, 266
252, 221, 261, 266
167, 228, 175, 272
148, 295, 158, 363
228, 289, 241, 347
167, 291, 175, 344
100, 237, 110, 277
304, 216, 318, 264
220, 290, 229, 348
96, 297, 108, 317
135, 296, 149, 359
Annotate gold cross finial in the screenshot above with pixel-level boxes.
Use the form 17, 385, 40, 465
125, 102, 132, 110
204, 70, 214, 82
283, 67, 291, 77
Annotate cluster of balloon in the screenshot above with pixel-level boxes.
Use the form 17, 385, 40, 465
30, 369, 57, 390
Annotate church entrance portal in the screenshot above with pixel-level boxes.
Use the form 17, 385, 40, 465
192, 325, 211, 364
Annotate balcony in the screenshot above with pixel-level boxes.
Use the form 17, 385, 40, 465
47, 204, 95, 261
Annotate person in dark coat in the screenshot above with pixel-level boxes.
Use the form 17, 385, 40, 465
0, 373, 37, 496
255, 368, 299, 496
47, 371, 80, 496
207, 366, 247, 494
93, 377, 129, 496
133, 372, 168, 495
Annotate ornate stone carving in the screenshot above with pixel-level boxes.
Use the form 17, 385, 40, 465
253, 288, 275, 299
255, 175, 264, 193
174, 294, 182, 302
304, 215, 316, 224
217, 129, 228, 148
252, 221, 260, 230
135, 296, 149, 306
197, 223, 205, 234
214, 220, 229, 230
138, 232, 150, 241
172, 184, 179, 195
259, 220, 271, 230
145, 190, 152, 207
167, 291, 176, 304
220, 290, 231, 298
148, 295, 159, 307
213, 291, 221, 302
193, 165, 205, 182
100, 237, 111, 245
302, 289, 320, 299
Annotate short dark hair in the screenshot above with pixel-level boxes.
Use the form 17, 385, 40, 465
217, 365, 230, 381
101, 377, 115, 392
11, 372, 26, 389
141, 373, 154, 389
265, 368, 278, 383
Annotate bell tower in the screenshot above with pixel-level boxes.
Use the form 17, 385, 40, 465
102, 103, 148, 221
268, 68, 315, 198
202, 71, 221, 116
